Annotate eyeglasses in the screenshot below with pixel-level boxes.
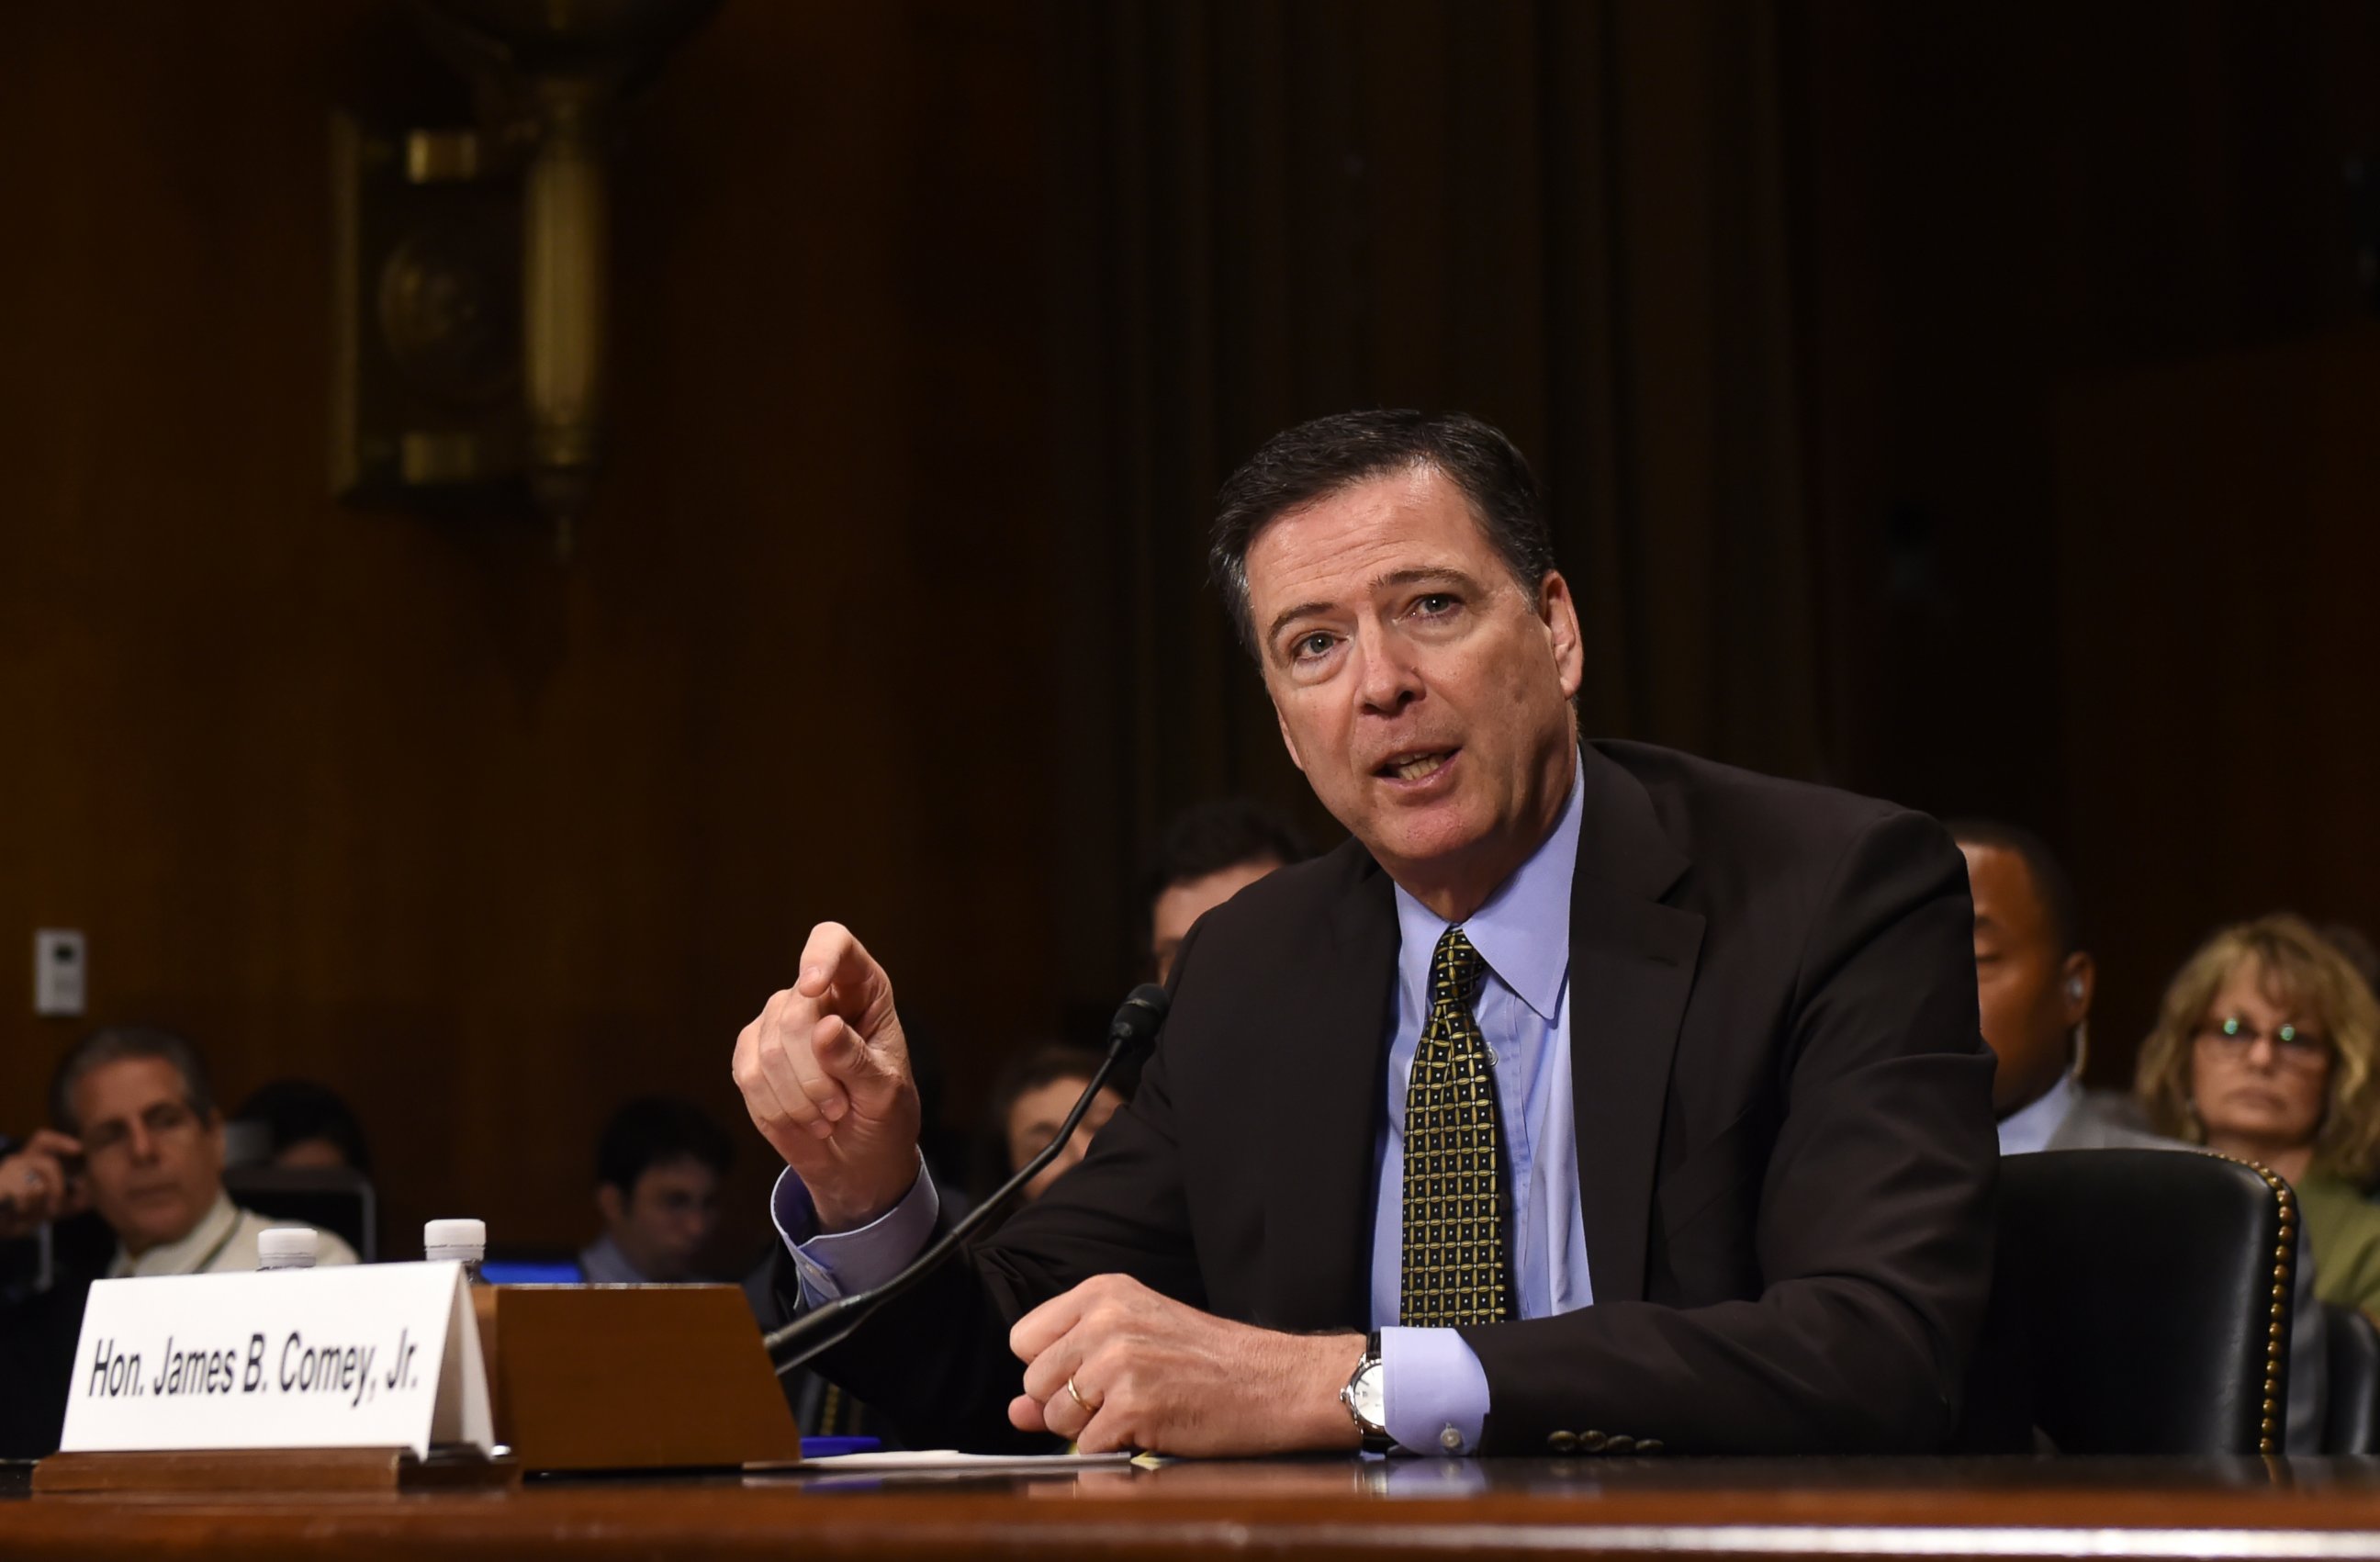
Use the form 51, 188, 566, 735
2195, 1015, 2331, 1070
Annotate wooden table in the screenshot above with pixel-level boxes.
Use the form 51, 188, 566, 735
12, 1455, 2380, 1560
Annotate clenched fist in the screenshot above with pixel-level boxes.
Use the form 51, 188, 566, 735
732, 922, 922, 1231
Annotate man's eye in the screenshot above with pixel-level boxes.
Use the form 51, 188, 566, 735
1294, 632, 1334, 659
1414, 593, 1456, 616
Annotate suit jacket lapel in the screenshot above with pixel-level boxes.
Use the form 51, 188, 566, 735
1567, 747, 1704, 1303
1264, 857, 1398, 1331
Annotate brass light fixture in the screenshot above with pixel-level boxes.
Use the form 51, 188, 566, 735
332, 0, 719, 555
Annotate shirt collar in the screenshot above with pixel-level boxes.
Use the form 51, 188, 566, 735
1995, 1071, 2081, 1157
578, 1233, 647, 1285
109, 1190, 240, 1278
1392, 753, 1584, 1020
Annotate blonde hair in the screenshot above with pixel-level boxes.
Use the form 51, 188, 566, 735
2135, 913, 2380, 1185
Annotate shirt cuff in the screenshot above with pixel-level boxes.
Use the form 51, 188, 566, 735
770, 1157, 938, 1309
1380, 1325, 1491, 1455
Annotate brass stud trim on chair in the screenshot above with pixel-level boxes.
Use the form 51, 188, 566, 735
2218, 1157, 2295, 1455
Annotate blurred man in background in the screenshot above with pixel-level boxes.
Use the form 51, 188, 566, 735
54, 1027, 359, 1277
581, 1096, 732, 1284
1948, 820, 2114, 1151
0, 1026, 356, 1455
230, 1077, 374, 1174
1950, 819, 2326, 1451
971, 1043, 1128, 1210
1142, 798, 1308, 983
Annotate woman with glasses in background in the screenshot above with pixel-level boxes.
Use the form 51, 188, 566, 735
2136, 913, 2380, 1315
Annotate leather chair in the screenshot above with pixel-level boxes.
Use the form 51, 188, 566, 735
1954, 1149, 2296, 1454
2325, 1302, 2380, 1453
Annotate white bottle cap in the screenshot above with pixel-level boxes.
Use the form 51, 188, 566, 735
257, 1227, 319, 1268
423, 1218, 487, 1259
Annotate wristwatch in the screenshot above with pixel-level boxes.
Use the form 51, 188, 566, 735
1339, 1331, 1395, 1454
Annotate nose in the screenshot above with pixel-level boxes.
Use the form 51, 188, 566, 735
2243, 1034, 2283, 1069
1353, 633, 1423, 715
125, 1124, 159, 1165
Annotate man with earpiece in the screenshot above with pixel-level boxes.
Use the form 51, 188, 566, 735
1949, 818, 2326, 1452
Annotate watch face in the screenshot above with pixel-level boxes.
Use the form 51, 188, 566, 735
1352, 1360, 1386, 1427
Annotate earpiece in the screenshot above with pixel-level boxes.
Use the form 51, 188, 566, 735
2067, 976, 2086, 1001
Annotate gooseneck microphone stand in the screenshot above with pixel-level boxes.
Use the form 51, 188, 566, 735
764, 983, 1169, 1377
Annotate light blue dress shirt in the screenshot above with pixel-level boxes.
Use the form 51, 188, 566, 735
1993, 1071, 2079, 1158
770, 760, 1595, 1456
1372, 760, 1589, 1455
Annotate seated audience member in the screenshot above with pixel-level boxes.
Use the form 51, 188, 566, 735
2136, 916, 2380, 1316
230, 1077, 374, 1174
53, 1027, 360, 1276
1143, 798, 1309, 983
0, 1027, 357, 1456
972, 1044, 1128, 1208
1955, 823, 2326, 1449
1951, 819, 2143, 1151
581, 1096, 731, 1284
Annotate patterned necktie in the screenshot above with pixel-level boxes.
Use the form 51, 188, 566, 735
1399, 927, 1512, 1325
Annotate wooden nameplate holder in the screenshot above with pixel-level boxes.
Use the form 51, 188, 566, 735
34, 1444, 520, 1494
472, 1283, 802, 1472
35, 1284, 797, 1491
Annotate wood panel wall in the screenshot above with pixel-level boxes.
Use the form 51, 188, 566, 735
9, 0, 2380, 1272
0, 0, 1061, 1264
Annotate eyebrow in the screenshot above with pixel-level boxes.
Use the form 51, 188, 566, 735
1263, 567, 1483, 652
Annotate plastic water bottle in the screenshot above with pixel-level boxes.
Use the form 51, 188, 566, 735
256, 1227, 319, 1271
423, 1218, 487, 1285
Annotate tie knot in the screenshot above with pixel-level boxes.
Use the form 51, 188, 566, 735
1431, 927, 1487, 1002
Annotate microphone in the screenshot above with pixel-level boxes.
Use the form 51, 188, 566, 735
763, 983, 1170, 1377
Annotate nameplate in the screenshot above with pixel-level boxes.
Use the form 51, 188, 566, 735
60, 1262, 493, 1458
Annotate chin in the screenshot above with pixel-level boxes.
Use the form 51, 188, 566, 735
1371, 809, 1489, 867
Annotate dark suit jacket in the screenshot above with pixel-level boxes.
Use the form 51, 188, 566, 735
791, 741, 1997, 1455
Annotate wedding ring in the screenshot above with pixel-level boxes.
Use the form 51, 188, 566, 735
1066, 1374, 1097, 1415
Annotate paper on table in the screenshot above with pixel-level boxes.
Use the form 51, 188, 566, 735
770, 1449, 1143, 1474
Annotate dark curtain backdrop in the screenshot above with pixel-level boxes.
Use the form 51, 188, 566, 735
1039, 0, 1828, 1000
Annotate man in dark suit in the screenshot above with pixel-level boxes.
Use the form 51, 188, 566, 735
734, 410, 1996, 1456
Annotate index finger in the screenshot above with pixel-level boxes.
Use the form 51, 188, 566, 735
1009, 1279, 1097, 1364
794, 921, 892, 1018
25, 1129, 82, 1160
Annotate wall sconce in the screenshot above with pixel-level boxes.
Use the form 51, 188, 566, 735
332, 0, 719, 555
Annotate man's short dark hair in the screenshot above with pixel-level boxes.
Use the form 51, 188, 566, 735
1945, 818, 2083, 957
1209, 410, 1555, 657
1140, 798, 1310, 918
596, 1096, 733, 1195
233, 1078, 374, 1176
971, 1042, 1115, 1202
50, 1026, 214, 1133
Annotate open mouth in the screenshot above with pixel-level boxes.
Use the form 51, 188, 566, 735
1375, 748, 1457, 784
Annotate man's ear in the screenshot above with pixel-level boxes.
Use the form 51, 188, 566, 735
2060, 950, 2097, 1028
1539, 570, 1585, 702
596, 1183, 624, 1230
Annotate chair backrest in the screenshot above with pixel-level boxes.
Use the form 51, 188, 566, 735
220, 1164, 377, 1262
2325, 1302, 2380, 1454
1956, 1149, 2295, 1455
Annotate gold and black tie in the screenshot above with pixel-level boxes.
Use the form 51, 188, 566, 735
1398, 927, 1512, 1325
